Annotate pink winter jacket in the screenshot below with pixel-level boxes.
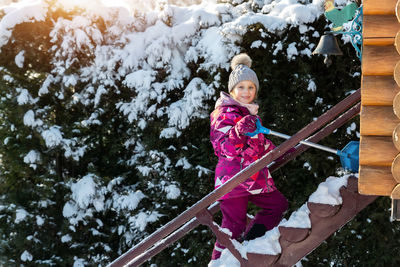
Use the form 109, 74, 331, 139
210, 92, 277, 200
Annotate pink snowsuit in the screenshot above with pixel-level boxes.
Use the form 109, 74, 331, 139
210, 92, 288, 259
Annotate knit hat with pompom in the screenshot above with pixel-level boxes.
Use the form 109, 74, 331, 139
228, 53, 259, 92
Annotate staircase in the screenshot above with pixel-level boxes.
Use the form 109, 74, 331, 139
109, 89, 370, 267
207, 176, 376, 266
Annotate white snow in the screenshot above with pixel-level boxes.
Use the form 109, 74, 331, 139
41, 126, 63, 148
23, 150, 40, 164
62, 202, 77, 219
23, 110, 43, 127
176, 157, 192, 169
195, 165, 212, 177
15, 50, 25, 68
38, 75, 54, 95
273, 41, 283, 56
279, 203, 311, 228
0, 1, 48, 47
347, 122, 357, 135
70, 174, 101, 210
61, 234, 72, 243
129, 211, 163, 231
308, 175, 350, 205
15, 208, 28, 223
17, 88, 30, 105
286, 42, 298, 60
20, 250, 33, 262
123, 70, 156, 90
165, 184, 181, 199
160, 127, 182, 138
112, 190, 145, 211
307, 80, 317, 92
73, 257, 86, 267
245, 226, 282, 255
36, 215, 44, 226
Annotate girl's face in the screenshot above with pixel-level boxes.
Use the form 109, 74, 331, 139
230, 80, 257, 104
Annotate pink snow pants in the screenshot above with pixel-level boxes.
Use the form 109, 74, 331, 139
211, 190, 288, 260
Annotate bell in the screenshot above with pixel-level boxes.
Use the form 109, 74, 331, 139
312, 33, 343, 56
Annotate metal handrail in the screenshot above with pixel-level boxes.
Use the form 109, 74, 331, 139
109, 89, 361, 267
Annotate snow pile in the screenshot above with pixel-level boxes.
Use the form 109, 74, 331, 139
20, 250, 33, 262
309, 175, 349, 205
23, 150, 41, 169
15, 208, 29, 223
280, 203, 311, 229
0, 0, 48, 47
209, 174, 353, 267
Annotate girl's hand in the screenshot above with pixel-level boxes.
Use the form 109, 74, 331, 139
236, 115, 258, 135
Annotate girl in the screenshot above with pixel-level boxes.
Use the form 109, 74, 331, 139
209, 53, 288, 260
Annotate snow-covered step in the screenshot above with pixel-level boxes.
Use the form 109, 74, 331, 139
209, 175, 377, 267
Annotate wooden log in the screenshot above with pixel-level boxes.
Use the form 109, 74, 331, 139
359, 165, 397, 196
363, 0, 396, 15
364, 37, 395, 46
363, 15, 398, 46
395, 31, 400, 54
391, 184, 400, 198
362, 46, 400, 76
392, 153, 400, 182
393, 91, 400, 118
398, 0, 400, 22
360, 136, 399, 166
361, 75, 399, 106
360, 105, 400, 136
393, 124, 400, 151
395, 61, 400, 87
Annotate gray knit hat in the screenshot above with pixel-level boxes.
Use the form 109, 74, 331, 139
228, 53, 259, 92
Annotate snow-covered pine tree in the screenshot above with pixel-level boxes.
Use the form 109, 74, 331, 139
0, 0, 216, 265
0, 0, 229, 264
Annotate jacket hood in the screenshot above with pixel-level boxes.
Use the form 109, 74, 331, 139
215, 92, 259, 115
215, 92, 242, 109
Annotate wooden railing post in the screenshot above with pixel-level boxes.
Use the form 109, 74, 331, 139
196, 209, 249, 266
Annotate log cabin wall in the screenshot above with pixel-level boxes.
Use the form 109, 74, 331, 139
359, 0, 400, 195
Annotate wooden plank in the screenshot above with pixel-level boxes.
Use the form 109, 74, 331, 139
359, 165, 397, 196
360, 136, 398, 166
363, 15, 399, 41
361, 75, 399, 106
362, 46, 400, 75
360, 105, 399, 136
363, 0, 396, 15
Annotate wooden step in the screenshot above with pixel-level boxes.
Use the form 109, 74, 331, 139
235, 176, 377, 267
